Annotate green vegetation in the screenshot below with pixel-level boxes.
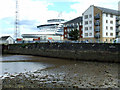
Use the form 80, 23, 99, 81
68, 28, 79, 40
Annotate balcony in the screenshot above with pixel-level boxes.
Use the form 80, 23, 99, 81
95, 33, 100, 38
95, 26, 100, 32
116, 35, 120, 38
94, 14, 100, 20
116, 22, 120, 27
95, 21, 100, 26
116, 16, 120, 21
67, 25, 78, 28
116, 28, 120, 32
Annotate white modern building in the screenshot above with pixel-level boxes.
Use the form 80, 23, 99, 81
82, 5, 120, 43
0, 36, 14, 44
22, 19, 65, 42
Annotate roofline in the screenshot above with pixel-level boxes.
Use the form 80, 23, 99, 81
82, 5, 94, 15
37, 24, 59, 28
64, 16, 82, 24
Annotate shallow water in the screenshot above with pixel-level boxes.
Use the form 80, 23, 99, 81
1, 55, 56, 75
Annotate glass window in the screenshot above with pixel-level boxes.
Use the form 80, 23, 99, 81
110, 14, 113, 18
85, 27, 88, 31
106, 32, 108, 36
110, 21, 113, 24
85, 21, 88, 25
110, 27, 113, 30
89, 33, 92, 36
89, 21, 92, 24
85, 15, 88, 19
106, 20, 108, 23
106, 14, 108, 17
85, 33, 88, 36
106, 26, 108, 30
89, 27, 92, 30
110, 33, 113, 36
89, 14, 92, 18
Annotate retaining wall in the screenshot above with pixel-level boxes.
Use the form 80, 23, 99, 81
3, 43, 120, 63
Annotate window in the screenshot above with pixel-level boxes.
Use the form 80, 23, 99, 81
89, 27, 92, 30
110, 14, 113, 18
89, 21, 92, 24
85, 21, 88, 25
65, 35, 67, 37
85, 27, 88, 31
89, 33, 92, 36
85, 33, 88, 36
89, 14, 92, 18
106, 32, 108, 36
106, 26, 108, 30
85, 15, 88, 19
106, 20, 108, 23
106, 14, 108, 17
110, 21, 113, 24
110, 33, 113, 36
110, 27, 113, 30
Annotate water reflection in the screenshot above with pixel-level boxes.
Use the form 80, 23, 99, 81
1, 55, 55, 75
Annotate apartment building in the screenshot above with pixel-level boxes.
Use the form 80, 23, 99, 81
63, 16, 83, 41
82, 5, 120, 43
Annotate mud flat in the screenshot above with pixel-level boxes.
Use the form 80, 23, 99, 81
1, 61, 120, 89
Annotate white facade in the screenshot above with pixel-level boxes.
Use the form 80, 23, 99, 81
83, 5, 94, 38
102, 13, 116, 38
0, 36, 14, 44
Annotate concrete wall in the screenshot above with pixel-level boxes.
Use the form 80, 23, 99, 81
3, 43, 120, 63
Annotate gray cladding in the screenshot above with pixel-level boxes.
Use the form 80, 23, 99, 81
64, 16, 83, 25
96, 6, 120, 15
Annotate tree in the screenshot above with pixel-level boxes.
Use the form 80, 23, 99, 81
68, 28, 79, 40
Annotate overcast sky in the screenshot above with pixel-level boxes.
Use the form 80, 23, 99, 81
0, 0, 120, 38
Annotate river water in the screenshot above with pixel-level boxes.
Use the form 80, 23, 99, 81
0, 54, 59, 76
0, 54, 77, 76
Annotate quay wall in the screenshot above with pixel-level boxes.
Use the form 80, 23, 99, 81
2, 43, 120, 63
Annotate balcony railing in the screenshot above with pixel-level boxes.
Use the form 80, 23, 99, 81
67, 25, 78, 28
116, 35, 120, 38
116, 17, 120, 21
116, 28, 120, 32
116, 23, 120, 27
95, 26, 100, 32
95, 21, 100, 26
95, 33, 100, 38
94, 14, 100, 20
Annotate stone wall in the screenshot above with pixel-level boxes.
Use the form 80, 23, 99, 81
3, 43, 120, 63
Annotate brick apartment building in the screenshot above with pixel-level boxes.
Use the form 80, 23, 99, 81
63, 16, 83, 41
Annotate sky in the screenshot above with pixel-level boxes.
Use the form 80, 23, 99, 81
0, 0, 120, 38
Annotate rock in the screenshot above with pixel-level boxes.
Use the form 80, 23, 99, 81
52, 81, 57, 83
73, 85, 79, 88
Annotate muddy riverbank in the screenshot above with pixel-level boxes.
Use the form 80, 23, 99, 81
1, 55, 120, 88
